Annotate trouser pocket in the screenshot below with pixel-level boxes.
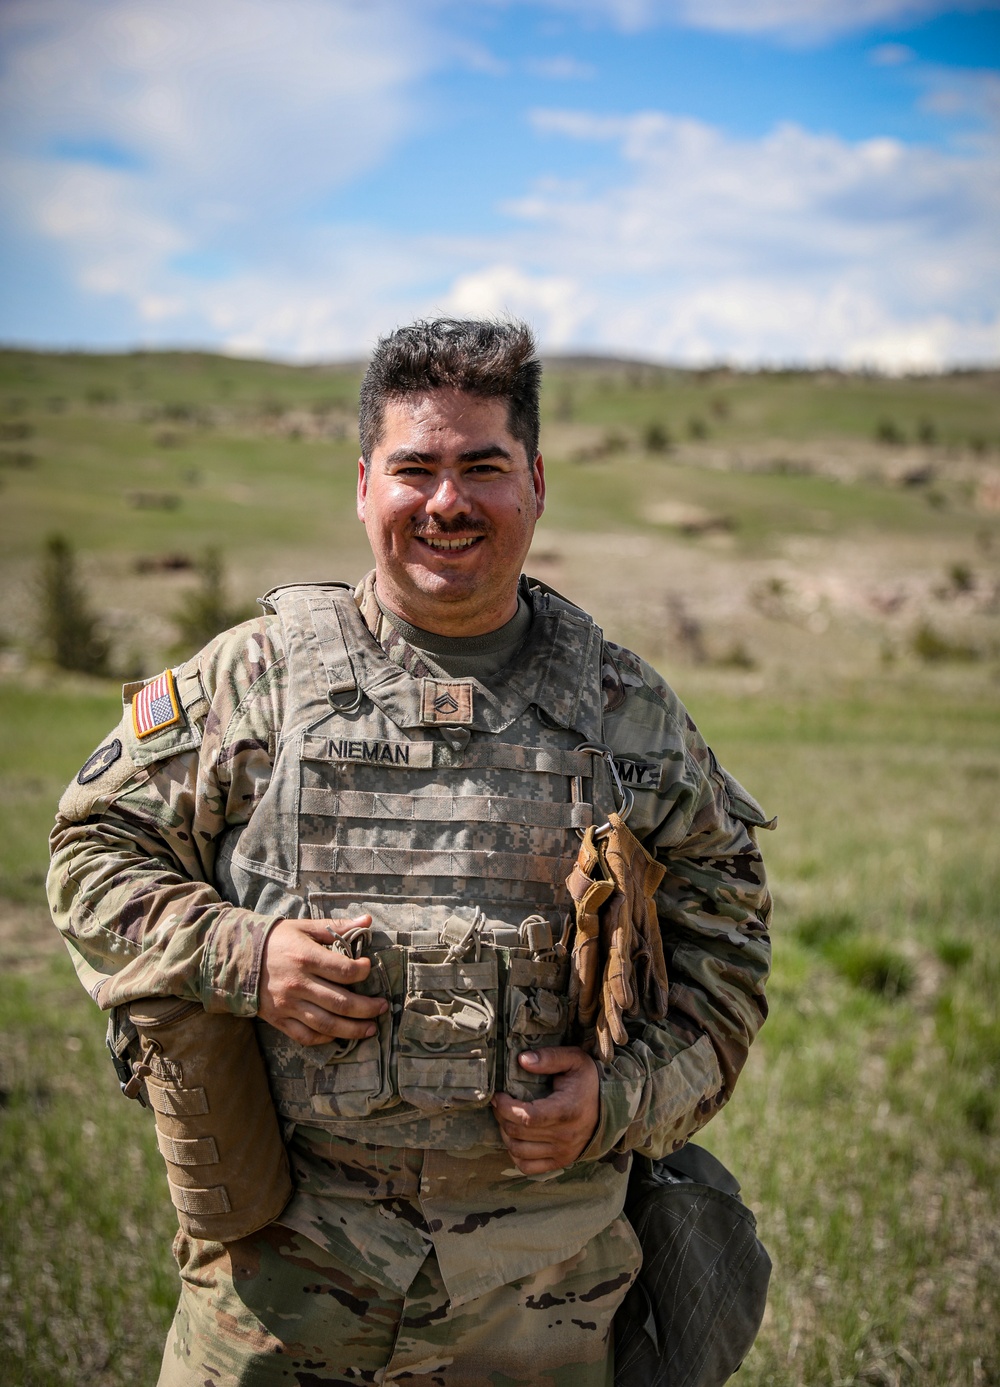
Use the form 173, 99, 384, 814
397, 952, 498, 1112
504, 956, 570, 1099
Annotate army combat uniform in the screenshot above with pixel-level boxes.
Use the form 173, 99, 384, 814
48, 574, 772, 1387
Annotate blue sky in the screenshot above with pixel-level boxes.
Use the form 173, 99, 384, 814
0, 0, 997, 367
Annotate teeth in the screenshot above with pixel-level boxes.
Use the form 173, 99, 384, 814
421, 536, 479, 550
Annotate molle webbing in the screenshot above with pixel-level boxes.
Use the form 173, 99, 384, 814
299, 789, 593, 830
233, 579, 616, 1142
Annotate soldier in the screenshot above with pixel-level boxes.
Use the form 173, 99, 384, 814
48, 318, 772, 1386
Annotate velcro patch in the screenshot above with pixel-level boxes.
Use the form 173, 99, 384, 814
421, 679, 474, 725
131, 670, 182, 739
613, 757, 663, 791
77, 738, 123, 785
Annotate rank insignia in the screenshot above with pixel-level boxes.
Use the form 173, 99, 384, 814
421, 679, 474, 725
131, 669, 182, 739
77, 738, 123, 785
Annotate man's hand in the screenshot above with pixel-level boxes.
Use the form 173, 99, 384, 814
491, 1046, 600, 1174
258, 915, 387, 1046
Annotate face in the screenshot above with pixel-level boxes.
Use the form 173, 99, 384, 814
357, 389, 545, 636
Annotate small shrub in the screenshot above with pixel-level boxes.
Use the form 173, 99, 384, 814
830, 939, 914, 999
912, 622, 979, 662
875, 418, 904, 445
917, 417, 937, 446
948, 563, 974, 593
936, 937, 973, 970
0, 420, 33, 441
644, 421, 672, 453
963, 1087, 996, 1134
795, 910, 859, 951
714, 641, 756, 670
38, 534, 111, 675
172, 550, 254, 655
687, 416, 708, 441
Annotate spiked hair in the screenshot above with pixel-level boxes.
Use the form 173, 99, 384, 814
358, 318, 542, 466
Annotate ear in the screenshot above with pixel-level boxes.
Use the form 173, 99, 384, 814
532, 453, 546, 520
356, 457, 367, 524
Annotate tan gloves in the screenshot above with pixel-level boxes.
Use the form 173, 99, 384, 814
567, 813, 669, 1063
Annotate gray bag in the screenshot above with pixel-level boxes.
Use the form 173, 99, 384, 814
615, 1143, 771, 1387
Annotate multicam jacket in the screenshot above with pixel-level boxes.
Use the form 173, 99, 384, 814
48, 572, 772, 1301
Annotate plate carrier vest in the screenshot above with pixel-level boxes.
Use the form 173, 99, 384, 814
214, 581, 621, 1147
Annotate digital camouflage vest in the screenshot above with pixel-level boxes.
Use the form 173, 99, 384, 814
214, 582, 621, 1148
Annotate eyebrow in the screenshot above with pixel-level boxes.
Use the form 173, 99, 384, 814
383, 444, 514, 466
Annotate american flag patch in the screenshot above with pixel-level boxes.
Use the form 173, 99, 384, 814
131, 670, 182, 739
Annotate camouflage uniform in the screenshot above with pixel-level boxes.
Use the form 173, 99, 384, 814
48, 573, 772, 1385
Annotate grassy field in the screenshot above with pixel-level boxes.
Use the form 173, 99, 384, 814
1, 349, 998, 1385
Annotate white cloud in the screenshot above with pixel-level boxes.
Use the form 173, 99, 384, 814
525, 55, 597, 80
0, 0, 997, 368
483, 107, 1000, 367
0, 0, 432, 315
530, 0, 995, 41
443, 264, 594, 346
869, 42, 916, 65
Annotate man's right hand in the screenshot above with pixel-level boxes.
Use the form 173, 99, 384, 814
258, 915, 387, 1046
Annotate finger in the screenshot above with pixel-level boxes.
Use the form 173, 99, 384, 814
499, 1134, 560, 1160
490, 1092, 538, 1127
493, 1088, 572, 1129
512, 1156, 567, 1175
516, 1046, 586, 1075
294, 1007, 381, 1042
298, 979, 387, 1021
271, 1014, 343, 1046
301, 914, 373, 939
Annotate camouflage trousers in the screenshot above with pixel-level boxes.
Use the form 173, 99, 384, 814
157, 1214, 640, 1386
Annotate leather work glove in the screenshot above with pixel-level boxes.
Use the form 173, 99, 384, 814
566, 813, 669, 1064
600, 812, 669, 1032
566, 827, 614, 1037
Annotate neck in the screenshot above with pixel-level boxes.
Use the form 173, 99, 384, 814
373, 580, 520, 638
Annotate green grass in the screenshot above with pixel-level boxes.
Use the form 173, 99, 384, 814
0, 683, 122, 901
684, 674, 1000, 1386
1, 348, 999, 1385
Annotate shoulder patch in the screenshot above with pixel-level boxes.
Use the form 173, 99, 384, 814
77, 738, 123, 785
58, 732, 149, 823
131, 670, 182, 739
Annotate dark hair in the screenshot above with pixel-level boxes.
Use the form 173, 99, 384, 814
358, 318, 542, 466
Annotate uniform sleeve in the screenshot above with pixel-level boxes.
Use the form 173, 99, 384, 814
582, 645, 773, 1160
46, 617, 287, 1014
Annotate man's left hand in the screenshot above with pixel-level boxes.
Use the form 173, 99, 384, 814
491, 1046, 599, 1174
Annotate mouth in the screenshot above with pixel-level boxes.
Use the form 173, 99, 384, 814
414, 533, 484, 553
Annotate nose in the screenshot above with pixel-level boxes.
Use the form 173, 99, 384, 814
426, 469, 471, 519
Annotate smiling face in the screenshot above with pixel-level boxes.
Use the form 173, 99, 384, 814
357, 389, 545, 636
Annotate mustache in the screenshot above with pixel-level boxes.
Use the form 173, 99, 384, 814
411, 519, 489, 538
